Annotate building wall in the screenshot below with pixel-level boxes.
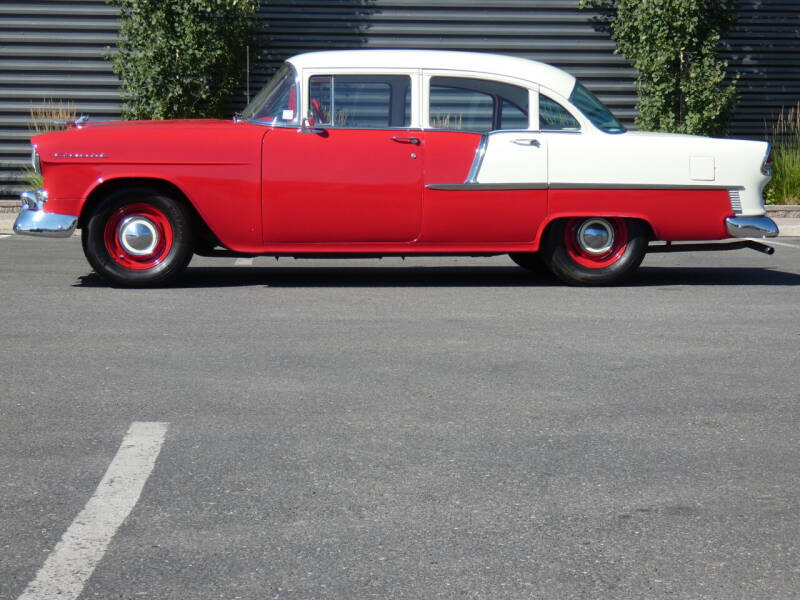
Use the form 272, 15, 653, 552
1, 0, 798, 201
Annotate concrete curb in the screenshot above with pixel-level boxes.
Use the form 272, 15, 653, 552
2, 209, 799, 237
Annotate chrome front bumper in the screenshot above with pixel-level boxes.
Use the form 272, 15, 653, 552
14, 189, 77, 237
725, 216, 779, 238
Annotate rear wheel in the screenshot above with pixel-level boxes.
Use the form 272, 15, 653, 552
82, 187, 193, 287
541, 217, 647, 285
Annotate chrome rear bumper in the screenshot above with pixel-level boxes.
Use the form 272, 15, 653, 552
14, 189, 77, 237
725, 216, 779, 238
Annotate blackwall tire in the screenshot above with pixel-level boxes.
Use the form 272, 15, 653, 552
82, 187, 193, 287
541, 217, 648, 285
508, 252, 550, 277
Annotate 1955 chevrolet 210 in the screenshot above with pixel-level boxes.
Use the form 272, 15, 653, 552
15, 49, 779, 286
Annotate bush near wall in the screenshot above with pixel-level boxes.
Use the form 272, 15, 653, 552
108, 0, 258, 119
579, 0, 739, 137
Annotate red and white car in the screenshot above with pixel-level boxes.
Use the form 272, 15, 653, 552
15, 49, 778, 286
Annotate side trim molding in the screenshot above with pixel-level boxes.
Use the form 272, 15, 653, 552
548, 183, 738, 191
426, 183, 547, 191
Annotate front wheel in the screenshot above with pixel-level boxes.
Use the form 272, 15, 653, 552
540, 217, 648, 285
82, 188, 193, 287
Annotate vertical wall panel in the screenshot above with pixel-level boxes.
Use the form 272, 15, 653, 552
1, 0, 799, 201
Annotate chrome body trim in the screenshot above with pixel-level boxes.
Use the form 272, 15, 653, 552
426, 183, 547, 191
728, 189, 742, 214
725, 216, 779, 238
53, 114, 89, 128
549, 182, 738, 190
31, 148, 41, 174
428, 182, 739, 192
465, 135, 488, 183
14, 189, 77, 238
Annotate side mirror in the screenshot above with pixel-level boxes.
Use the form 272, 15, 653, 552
300, 111, 325, 134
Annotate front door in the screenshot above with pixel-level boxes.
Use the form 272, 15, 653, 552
262, 74, 422, 243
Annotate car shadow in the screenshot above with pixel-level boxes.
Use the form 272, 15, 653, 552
73, 265, 800, 289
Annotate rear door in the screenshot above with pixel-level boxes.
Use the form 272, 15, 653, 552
419, 73, 548, 243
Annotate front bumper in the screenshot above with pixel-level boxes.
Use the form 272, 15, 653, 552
14, 189, 77, 237
725, 216, 779, 238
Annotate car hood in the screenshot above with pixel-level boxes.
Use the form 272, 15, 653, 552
32, 119, 268, 165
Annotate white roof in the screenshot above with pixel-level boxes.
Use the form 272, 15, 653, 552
286, 50, 577, 98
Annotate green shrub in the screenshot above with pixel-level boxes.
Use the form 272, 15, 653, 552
579, 0, 739, 136
108, 0, 258, 119
764, 103, 800, 205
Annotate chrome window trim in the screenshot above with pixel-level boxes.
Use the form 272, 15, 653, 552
306, 73, 414, 130
244, 63, 301, 126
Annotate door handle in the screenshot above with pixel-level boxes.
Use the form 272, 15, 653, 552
391, 136, 420, 145
512, 139, 541, 147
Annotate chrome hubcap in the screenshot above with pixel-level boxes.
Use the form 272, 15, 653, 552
577, 219, 614, 255
118, 216, 158, 256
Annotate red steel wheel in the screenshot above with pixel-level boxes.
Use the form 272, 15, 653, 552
83, 187, 193, 287
103, 203, 174, 270
541, 217, 648, 285
563, 217, 628, 269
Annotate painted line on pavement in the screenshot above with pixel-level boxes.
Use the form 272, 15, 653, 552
0, 234, 11, 239
17, 422, 169, 600
765, 239, 800, 249
234, 257, 254, 266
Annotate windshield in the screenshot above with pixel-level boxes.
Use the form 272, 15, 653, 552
241, 63, 299, 124
569, 82, 625, 134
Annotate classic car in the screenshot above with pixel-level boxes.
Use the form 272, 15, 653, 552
15, 49, 778, 286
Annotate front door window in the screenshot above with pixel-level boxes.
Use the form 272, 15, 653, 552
309, 75, 411, 128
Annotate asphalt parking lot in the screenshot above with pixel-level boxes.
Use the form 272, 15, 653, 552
1, 234, 799, 599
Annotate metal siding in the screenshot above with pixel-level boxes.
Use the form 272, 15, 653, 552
1, 0, 798, 201
0, 0, 120, 200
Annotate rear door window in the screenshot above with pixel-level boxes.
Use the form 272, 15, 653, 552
428, 76, 529, 131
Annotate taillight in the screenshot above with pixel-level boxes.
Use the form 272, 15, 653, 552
762, 144, 773, 176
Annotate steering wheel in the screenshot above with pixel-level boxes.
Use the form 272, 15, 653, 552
310, 98, 325, 124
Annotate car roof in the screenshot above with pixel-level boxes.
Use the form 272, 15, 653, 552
286, 50, 577, 98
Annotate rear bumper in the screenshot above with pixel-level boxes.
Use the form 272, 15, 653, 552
14, 190, 77, 238
725, 216, 779, 238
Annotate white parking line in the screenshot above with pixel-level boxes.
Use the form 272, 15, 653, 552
17, 422, 169, 600
764, 240, 800, 249
0, 234, 11, 239
234, 257, 254, 266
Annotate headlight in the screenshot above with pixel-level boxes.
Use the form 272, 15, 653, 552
31, 148, 41, 175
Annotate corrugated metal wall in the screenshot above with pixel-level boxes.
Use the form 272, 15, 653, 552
1, 0, 799, 202
0, 0, 121, 202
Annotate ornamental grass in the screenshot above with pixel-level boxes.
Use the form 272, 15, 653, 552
765, 102, 800, 205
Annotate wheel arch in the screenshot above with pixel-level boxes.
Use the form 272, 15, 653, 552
536, 213, 656, 248
78, 177, 220, 249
